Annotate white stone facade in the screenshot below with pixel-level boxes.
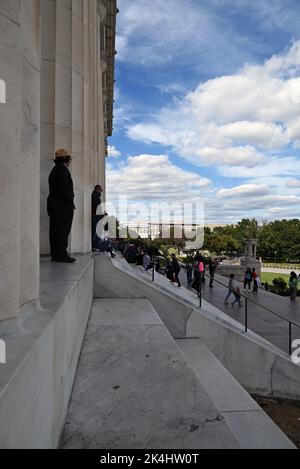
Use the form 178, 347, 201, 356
0, 0, 116, 322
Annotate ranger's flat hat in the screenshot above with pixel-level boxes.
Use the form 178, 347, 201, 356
54, 148, 72, 160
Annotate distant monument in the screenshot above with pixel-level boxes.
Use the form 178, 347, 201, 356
217, 238, 262, 281
240, 239, 261, 276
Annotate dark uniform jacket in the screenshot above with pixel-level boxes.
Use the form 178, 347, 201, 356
47, 164, 75, 216
172, 258, 181, 274
91, 191, 101, 216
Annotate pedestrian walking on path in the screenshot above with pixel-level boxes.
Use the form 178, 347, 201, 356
243, 268, 252, 291
252, 268, 258, 293
232, 287, 242, 307
186, 261, 194, 285
197, 256, 205, 284
143, 252, 151, 270
166, 260, 174, 281
224, 274, 236, 305
289, 271, 298, 302
171, 254, 181, 288
209, 258, 217, 288
191, 261, 201, 291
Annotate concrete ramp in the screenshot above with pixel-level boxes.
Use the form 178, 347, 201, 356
94, 255, 193, 339
61, 298, 241, 449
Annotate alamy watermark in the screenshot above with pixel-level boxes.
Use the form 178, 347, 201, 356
0, 340, 6, 364
292, 339, 300, 364
96, 196, 205, 249
0, 78, 6, 103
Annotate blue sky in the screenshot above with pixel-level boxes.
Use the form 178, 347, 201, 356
107, 0, 300, 224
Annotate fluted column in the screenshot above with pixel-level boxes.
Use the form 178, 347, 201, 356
40, 0, 72, 254
69, 0, 85, 252
19, 0, 41, 307
0, 0, 40, 321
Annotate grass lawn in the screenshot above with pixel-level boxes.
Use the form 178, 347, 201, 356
261, 272, 289, 283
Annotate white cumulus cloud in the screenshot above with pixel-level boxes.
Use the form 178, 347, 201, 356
217, 184, 271, 198
107, 154, 211, 202
127, 41, 300, 171
286, 178, 300, 188
108, 145, 121, 158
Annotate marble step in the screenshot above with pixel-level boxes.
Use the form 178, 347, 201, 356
61, 298, 241, 449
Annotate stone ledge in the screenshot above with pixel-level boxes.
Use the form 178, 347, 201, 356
0, 255, 94, 448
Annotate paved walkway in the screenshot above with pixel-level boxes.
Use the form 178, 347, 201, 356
181, 271, 300, 354
262, 267, 300, 275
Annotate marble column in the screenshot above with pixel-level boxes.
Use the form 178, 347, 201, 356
40, 0, 72, 254
19, 0, 41, 307
69, 0, 85, 253
0, 1, 21, 321
0, 1, 41, 321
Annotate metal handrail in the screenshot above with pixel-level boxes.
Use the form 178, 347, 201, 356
150, 259, 300, 356
203, 270, 300, 356
203, 271, 300, 329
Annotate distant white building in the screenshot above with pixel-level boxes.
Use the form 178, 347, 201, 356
120, 223, 204, 240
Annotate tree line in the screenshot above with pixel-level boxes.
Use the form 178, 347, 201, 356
203, 218, 300, 261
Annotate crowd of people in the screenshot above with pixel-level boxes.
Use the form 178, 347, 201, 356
94, 232, 300, 306
243, 268, 260, 292
222, 268, 261, 308
115, 242, 182, 286
119, 247, 218, 293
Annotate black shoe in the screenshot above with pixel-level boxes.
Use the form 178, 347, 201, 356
57, 257, 76, 263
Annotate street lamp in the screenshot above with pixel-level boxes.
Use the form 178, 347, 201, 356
275, 251, 277, 263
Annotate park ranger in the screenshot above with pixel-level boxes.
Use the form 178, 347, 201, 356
47, 149, 76, 263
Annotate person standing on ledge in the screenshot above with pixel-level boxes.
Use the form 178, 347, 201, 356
91, 185, 103, 251
47, 149, 76, 263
